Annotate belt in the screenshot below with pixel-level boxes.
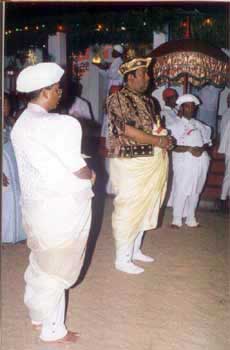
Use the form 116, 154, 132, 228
119, 144, 154, 158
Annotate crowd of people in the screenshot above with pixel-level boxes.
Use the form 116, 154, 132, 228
2, 48, 230, 344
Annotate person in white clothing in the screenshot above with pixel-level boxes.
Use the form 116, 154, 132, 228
160, 88, 179, 127
68, 82, 93, 121
196, 84, 221, 137
218, 93, 230, 212
96, 45, 124, 195
167, 94, 212, 228
219, 92, 230, 140
11, 63, 95, 345
3, 93, 26, 243
160, 88, 180, 207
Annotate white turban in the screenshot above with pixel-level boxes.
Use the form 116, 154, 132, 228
176, 94, 200, 106
16, 62, 64, 93
113, 45, 124, 54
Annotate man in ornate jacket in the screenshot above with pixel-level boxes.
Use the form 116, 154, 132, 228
106, 56, 174, 274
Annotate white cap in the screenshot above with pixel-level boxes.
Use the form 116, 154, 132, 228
113, 45, 123, 54
176, 94, 200, 106
16, 62, 64, 93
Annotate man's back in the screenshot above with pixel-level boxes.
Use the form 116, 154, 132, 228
11, 103, 89, 200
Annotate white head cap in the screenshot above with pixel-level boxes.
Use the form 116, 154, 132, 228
176, 94, 200, 106
113, 45, 124, 54
16, 62, 64, 93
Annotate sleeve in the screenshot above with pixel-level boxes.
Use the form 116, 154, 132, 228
53, 116, 86, 172
106, 93, 126, 138
199, 122, 212, 146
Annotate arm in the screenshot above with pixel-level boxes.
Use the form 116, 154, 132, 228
124, 124, 175, 150
174, 144, 210, 157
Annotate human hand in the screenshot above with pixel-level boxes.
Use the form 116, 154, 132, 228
158, 135, 176, 150
189, 147, 203, 157
74, 166, 92, 180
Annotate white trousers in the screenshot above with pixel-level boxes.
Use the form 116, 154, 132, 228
30, 289, 67, 341
221, 156, 230, 200
173, 193, 199, 225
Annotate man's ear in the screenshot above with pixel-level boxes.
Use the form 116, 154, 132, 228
41, 88, 50, 100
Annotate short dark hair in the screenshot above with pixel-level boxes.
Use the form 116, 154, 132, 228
123, 70, 137, 83
26, 83, 55, 101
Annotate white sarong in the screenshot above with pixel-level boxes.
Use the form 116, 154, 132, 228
110, 148, 168, 249
22, 196, 91, 323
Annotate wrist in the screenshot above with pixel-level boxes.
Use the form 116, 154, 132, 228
158, 136, 164, 148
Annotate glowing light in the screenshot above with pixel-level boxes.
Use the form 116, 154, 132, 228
57, 25, 64, 31
96, 24, 103, 31
121, 26, 126, 31
36, 26, 39, 30
203, 18, 213, 26
24, 26, 28, 30
92, 55, 102, 64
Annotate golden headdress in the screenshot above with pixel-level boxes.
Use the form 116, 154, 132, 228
118, 47, 152, 76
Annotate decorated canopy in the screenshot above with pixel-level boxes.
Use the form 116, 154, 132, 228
152, 39, 229, 90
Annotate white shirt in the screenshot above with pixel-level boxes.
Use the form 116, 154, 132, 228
169, 117, 212, 148
219, 108, 230, 141
160, 106, 179, 128
68, 97, 92, 120
199, 85, 221, 112
218, 86, 230, 116
107, 57, 123, 93
11, 103, 92, 200
218, 118, 230, 157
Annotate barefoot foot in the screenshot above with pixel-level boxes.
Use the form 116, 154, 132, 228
40, 330, 80, 345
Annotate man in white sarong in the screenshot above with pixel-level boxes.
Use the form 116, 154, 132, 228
167, 94, 212, 229
11, 63, 95, 344
106, 57, 175, 274
218, 93, 230, 211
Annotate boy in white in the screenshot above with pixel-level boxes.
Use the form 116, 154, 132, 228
167, 94, 212, 228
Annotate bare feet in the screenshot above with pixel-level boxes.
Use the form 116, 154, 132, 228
32, 324, 42, 331
40, 331, 80, 345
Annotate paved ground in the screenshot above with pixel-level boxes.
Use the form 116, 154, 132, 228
1, 196, 229, 350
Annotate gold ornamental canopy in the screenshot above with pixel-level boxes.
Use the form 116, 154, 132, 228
152, 39, 229, 89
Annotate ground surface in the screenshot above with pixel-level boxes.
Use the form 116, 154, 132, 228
1, 197, 229, 350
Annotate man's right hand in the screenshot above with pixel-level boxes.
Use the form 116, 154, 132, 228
73, 166, 92, 180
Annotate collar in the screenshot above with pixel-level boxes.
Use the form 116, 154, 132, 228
28, 103, 48, 114
124, 86, 147, 98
